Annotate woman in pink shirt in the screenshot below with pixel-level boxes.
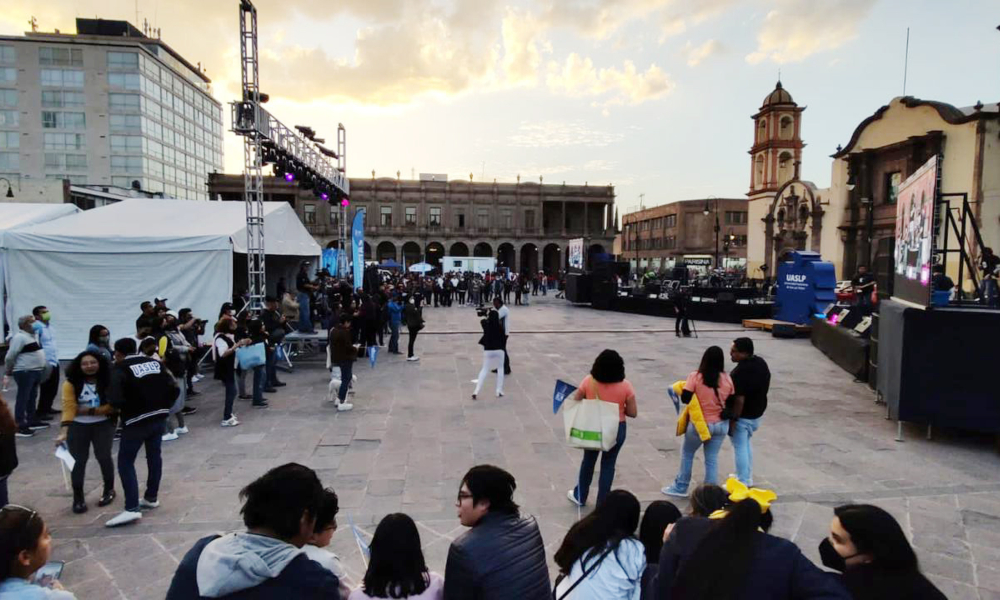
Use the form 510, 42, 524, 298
566, 349, 638, 507
662, 346, 734, 497
349, 513, 443, 600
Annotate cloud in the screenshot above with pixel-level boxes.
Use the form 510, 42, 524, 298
745, 0, 876, 64
659, 0, 739, 40
546, 53, 675, 106
681, 39, 724, 66
507, 121, 626, 148
500, 8, 551, 85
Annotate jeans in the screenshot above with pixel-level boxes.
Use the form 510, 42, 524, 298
389, 322, 400, 353
223, 377, 237, 420
673, 420, 729, 491
732, 417, 761, 486
68, 420, 116, 497
297, 292, 312, 332
12, 370, 42, 427
982, 279, 999, 308
473, 350, 505, 396
118, 419, 166, 512
252, 365, 265, 404
336, 361, 353, 402
37, 366, 60, 414
407, 329, 419, 358
265, 347, 280, 387
574, 421, 627, 506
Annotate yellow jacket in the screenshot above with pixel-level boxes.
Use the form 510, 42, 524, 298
673, 380, 711, 442
60, 380, 116, 426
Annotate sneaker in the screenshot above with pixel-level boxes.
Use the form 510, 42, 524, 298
221, 416, 240, 427
252, 402, 269, 409
337, 402, 354, 412
72, 499, 88, 514
497, 392, 504, 397
263, 387, 278, 393
661, 485, 689, 498
15, 427, 34, 438
139, 498, 160, 510
272, 381, 287, 387
180, 406, 198, 416
35, 413, 53, 422
175, 426, 189, 435
192, 374, 205, 383
407, 356, 420, 362
98, 489, 116, 507
567, 489, 584, 507
105, 510, 142, 527
161, 431, 179, 442
27, 421, 50, 431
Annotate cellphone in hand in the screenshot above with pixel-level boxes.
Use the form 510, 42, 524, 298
31, 561, 64, 587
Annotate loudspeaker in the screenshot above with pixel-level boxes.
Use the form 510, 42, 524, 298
839, 309, 866, 330
717, 292, 735, 303
672, 266, 689, 285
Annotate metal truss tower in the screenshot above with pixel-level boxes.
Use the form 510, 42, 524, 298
239, 0, 265, 314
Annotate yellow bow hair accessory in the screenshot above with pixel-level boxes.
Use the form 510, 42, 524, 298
724, 477, 777, 514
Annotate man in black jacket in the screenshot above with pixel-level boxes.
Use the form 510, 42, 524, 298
260, 296, 288, 389
728, 337, 771, 487
166, 463, 340, 599
106, 337, 178, 527
444, 465, 550, 600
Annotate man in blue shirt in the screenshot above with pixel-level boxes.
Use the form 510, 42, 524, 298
32, 305, 60, 420
387, 295, 404, 354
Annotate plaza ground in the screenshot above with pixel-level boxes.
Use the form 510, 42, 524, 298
6, 296, 1000, 599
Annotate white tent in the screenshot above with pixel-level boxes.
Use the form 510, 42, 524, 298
2, 199, 319, 358
1, 202, 80, 338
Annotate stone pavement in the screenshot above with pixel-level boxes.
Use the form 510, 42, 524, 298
6, 295, 1000, 599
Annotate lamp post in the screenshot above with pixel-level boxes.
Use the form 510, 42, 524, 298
0, 177, 15, 198
703, 198, 720, 269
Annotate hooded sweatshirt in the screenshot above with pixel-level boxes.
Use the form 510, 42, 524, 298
166, 532, 339, 600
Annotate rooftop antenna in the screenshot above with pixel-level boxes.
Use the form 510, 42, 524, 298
28, 16, 38, 32
903, 27, 910, 95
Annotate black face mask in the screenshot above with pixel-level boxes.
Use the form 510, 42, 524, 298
819, 538, 860, 572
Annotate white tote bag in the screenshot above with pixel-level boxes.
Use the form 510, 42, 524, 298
563, 383, 620, 452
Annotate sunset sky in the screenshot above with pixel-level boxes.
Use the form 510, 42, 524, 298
3, 0, 997, 212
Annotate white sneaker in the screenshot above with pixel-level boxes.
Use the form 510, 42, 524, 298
139, 498, 160, 509
192, 374, 205, 383
161, 431, 179, 442
175, 426, 189, 434
105, 510, 142, 527
407, 356, 420, 362
337, 402, 354, 412
221, 416, 240, 427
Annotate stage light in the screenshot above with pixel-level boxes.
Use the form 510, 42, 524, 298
321, 192, 329, 201
341, 198, 349, 207
284, 172, 295, 182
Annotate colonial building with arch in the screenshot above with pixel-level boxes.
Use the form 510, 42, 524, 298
208, 173, 616, 275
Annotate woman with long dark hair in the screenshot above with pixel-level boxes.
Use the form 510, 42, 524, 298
656, 490, 848, 600
554, 489, 645, 599
820, 504, 945, 600
688, 484, 729, 518
638, 501, 681, 600
55, 351, 116, 514
0, 505, 78, 598
85, 325, 113, 365
213, 317, 249, 427
662, 346, 734, 497
566, 350, 637, 508
349, 513, 443, 600
471, 309, 506, 400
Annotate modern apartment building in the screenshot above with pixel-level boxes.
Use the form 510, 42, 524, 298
0, 19, 223, 199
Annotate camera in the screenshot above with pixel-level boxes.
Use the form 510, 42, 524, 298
475, 307, 491, 318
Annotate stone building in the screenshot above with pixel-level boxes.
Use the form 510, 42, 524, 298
208, 173, 616, 274
620, 198, 749, 272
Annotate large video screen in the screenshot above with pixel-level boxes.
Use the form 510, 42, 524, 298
892, 156, 938, 306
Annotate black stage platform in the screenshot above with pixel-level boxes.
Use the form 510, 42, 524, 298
810, 317, 869, 380
607, 295, 773, 324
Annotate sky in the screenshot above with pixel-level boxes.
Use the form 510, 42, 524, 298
2, 0, 998, 214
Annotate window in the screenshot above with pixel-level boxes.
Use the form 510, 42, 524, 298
405, 206, 416, 225
725, 211, 747, 225
524, 209, 535, 229
456, 212, 465, 228
477, 209, 489, 229
44, 153, 87, 170
380, 206, 392, 226
429, 206, 442, 227
109, 72, 141, 90
0, 152, 18, 170
0, 132, 17, 149
109, 93, 141, 111
665, 214, 677, 228
0, 89, 15, 108
0, 46, 14, 64
303, 204, 316, 224
329, 209, 339, 227
44, 133, 85, 150
40, 47, 83, 67
40, 69, 84, 87
41, 90, 84, 108
110, 114, 141, 131
501, 209, 512, 230
885, 172, 901, 205
110, 135, 142, 153
0, 110, 18, 127
41, 111, 85, 130
111, 155, 143, 173
666, 236, 677, 249
0, 68, 15, 85
108, 51, 139, 70
730, 235, 747, 247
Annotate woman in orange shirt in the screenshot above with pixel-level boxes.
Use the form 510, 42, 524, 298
567, 349, 638, 507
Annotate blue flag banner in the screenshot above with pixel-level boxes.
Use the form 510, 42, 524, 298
347, 514, 371, 567
553, 379, 577, 414
368, 345, 378, 368
351, 208, 366, 288
322, 249, 338, 276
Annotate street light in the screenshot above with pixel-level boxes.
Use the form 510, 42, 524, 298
0, 177, 14, 198
703, 198, 720, 269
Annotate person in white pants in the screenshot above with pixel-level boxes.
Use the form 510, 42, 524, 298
472, 309, 507, 400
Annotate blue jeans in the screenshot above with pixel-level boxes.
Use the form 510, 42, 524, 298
297, 292, 312, 332
252, 365, 265, 404
389, 322, 400, 353
673, 420, 729, 491
12, 370, 42, 427
336, 361, 353, 402
223, 377, 236, 420
118, 419, 166, 512
265, 347, 279, 386
731, 417, 761, 486
574, 421, 627, 506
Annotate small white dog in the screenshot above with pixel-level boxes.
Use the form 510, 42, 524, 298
327, 366, 358, 403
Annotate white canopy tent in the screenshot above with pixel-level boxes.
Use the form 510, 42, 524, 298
2, 199, 320, 358
1, 202, 80, 339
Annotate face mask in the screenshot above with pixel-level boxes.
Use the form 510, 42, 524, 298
818, 538, 859, 573
99, 335, 110, 345
41, 311, 51, 322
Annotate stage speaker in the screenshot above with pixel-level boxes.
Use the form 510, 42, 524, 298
839, 309, 866, 330
717, 292, 736, 303
591, 269, 615, 310
566, 273, 591, 303
672, 266, 689, 285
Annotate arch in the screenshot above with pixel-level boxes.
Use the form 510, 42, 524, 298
473, 242, 492, 257
325, 240, 342, 250
543, 243, 561, 276
402, 241, 422, 266
376, 241, 397, 263
587, 244, 606, 269
777, 151, 792, 185
425, 241, 445, 270
449, 242, 469, 257
757, 119, 767, 143
754, 154, 765, 188
520, 243, 538, 274
779, 115, 793, 140
497, 242, 515, 270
